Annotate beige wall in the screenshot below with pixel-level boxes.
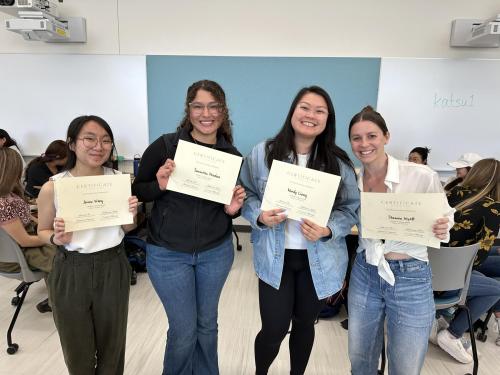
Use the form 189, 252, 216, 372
0, 0, 499, 57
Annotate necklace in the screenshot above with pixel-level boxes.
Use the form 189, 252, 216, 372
191, 135, 216, 149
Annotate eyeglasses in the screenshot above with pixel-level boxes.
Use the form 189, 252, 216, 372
189, 102, 223, 115
78, 136, 113, 149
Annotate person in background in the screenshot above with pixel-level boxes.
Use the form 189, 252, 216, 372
408, 146, 430, 165
347, 106, 454, 375
0, 129, 26, 170
132, 80, 245, 375
444, 152, 483, 191
240, 86, 359, 375
37, 115, 138, 375
24, 140, 68, 198
435, 158, 500, 363
0, 147, 55, 313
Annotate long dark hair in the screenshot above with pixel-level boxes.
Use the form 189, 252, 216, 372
176, 80, 233, 144
265, 86, 353, 174
25, 140, 67, 176
65, 115, 115, 170
0, 129, 18, 148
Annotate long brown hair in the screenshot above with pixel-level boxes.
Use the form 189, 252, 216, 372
176, 80, 233, 144
0, 148, 24, 198
455, 158, 500, 210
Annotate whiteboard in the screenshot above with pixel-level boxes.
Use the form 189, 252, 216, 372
377, 58, 500, 170
0, 54, 149, 158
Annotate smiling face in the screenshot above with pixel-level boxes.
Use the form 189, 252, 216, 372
290, 92, 329, 141
349, 120, 389, 165
71, 120, 113, 169
189, 89, 223, 143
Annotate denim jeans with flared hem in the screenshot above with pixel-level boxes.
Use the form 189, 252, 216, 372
146, 236, 234, 375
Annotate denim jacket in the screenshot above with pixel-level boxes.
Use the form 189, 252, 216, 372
240, 141, 360, 299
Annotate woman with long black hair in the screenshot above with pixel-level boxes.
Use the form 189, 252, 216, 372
240, 86, 359, 374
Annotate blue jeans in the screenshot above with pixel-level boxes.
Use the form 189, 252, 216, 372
348, 252, 434, 375
446, 270, 500, 337
146, 236, 234, 375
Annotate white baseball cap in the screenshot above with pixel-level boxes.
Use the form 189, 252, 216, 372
447, 153, 483, 169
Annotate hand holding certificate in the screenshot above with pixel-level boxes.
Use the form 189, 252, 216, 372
55, 174, 133, 232
167, 140, 242, 205
261, 160, 341, 227
360, 192, 447, 247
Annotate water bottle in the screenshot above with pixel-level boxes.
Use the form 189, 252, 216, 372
133, 154, 141, 176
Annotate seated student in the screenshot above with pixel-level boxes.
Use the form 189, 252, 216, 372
435, 158, 500, 363
408, 146, 430, 165
24, 140, 68, 198
444, 152, 483, 191
0, 148, 56, 312
0, 129, 26, 170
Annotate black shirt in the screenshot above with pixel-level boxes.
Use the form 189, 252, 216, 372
132, 127, 242, 253
25, 162, 53, 198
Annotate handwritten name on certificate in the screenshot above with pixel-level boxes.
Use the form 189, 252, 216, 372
167, 140, 242, 205
261, 160, 341, 227
361, 192, 446, 248
55, 174, 133, 232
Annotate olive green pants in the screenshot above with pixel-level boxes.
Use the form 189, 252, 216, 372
0, 244, 56, 274
48, 243, 131, 375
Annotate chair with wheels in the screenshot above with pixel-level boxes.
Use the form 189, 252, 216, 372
428, 243, 480, 375
0, 227, 45, 355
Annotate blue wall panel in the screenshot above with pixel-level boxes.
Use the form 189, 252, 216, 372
147, 56, 380, 161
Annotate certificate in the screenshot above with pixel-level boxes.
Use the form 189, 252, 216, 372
361, 192, 447, 247
261, 160, 341, 227
55, 174, 133, 232
167, 140, 243, 205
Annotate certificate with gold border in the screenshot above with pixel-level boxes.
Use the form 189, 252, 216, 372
261, 160, 341, 227
361, 192, 447, 247
55, 174, 133, 232
167, 140, 243, 205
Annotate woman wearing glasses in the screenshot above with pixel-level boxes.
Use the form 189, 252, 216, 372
240, 86, 359, 374
37, 115, 138, 375
132, 80, 245, 375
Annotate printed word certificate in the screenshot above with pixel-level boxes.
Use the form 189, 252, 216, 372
261, 160, 341, 227
55, 174, 133, 232
167, 140, 242, 205
361, 192, 446, 247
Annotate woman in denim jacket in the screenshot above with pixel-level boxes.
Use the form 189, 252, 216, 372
240, 86, 359, 375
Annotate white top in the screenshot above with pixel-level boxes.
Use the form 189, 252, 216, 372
284, 154, 309, 250
51, 167, 125, 254
357, 154, 455, 285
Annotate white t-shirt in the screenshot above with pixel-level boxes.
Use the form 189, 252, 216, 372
284, 154, 309, 250
357, 154, 455, 285
51, 167, 125, 253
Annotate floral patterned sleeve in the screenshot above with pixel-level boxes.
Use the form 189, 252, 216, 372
475, 198, 500, 266
0, 195, 31, 226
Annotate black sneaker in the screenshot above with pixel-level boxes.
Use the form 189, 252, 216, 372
36, 298, 52, 313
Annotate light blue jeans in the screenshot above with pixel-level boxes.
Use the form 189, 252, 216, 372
146, 236, 234, 375
348, 251, 434, 375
